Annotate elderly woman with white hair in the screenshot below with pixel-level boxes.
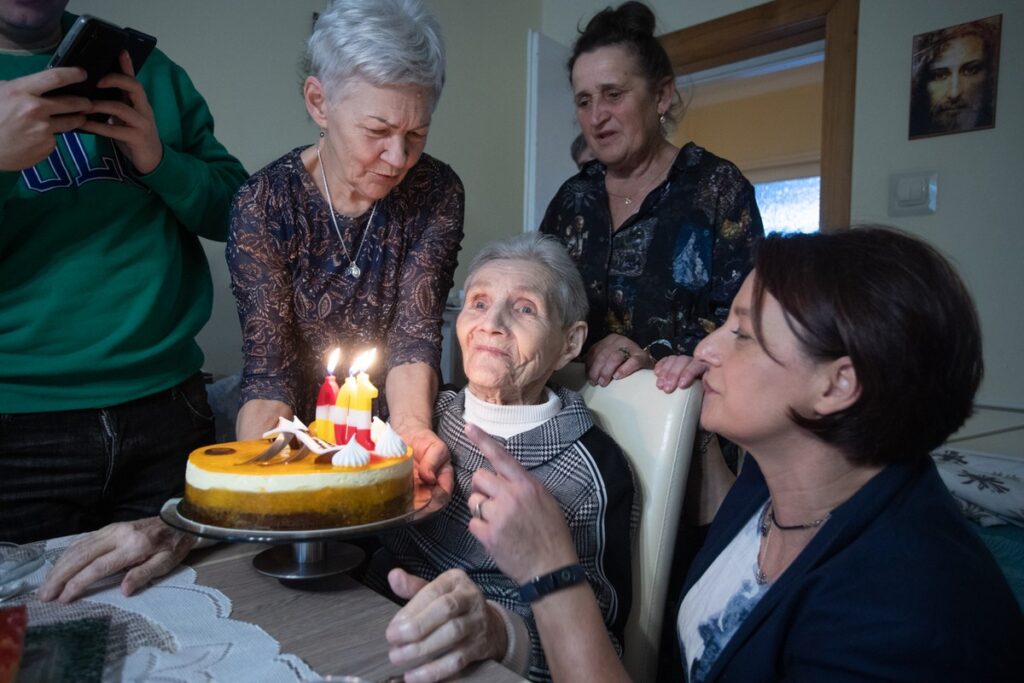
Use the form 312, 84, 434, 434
229, 0, 463, 485
376, 231, 635, 682
41, 233, 636, 683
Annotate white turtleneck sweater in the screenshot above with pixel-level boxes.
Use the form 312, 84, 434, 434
462, 387, 562, 439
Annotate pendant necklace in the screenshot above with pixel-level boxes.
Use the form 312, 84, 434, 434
317, 145, 376, 279
605, 153, 674, 207
755, 503, 773, 585
756, 500, 833, 585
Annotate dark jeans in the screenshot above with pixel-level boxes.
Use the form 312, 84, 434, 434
0, 372, 214, 543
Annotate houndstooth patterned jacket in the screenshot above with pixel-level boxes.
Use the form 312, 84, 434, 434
375, 385, 638, 682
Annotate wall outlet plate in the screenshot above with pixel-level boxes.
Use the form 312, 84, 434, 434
888, 171, 938, 217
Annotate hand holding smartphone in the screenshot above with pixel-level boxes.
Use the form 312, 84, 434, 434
45, 15, 156, 102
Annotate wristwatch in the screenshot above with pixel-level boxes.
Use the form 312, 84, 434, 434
517, 564, 586, 603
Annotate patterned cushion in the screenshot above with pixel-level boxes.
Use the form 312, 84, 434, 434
931, 448, 1024, 527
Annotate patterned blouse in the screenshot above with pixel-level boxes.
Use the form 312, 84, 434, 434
227, 147, 464, 420
540, 142, 763, 357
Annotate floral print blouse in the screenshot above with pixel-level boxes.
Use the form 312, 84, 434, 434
540, 142, 763, 357
227, 147, 464, 420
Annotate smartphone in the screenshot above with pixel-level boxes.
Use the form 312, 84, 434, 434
46, 15, 157, 101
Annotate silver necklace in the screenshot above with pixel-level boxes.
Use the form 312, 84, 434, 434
316, 145, 376, 279
756, 503, 773, 585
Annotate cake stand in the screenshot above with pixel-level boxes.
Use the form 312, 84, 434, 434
159, 480, 450, 583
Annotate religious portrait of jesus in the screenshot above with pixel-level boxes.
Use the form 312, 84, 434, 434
909, 15, 1002, 140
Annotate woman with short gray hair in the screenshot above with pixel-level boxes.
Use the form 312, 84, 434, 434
307, 0, 445, 107
228, 0, 464, 484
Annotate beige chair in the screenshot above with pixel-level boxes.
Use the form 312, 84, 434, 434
553, 364, 703, 683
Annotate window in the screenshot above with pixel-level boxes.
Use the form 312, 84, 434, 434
754, 176, 820, 235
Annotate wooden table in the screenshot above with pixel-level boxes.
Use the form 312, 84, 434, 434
188, 543, 526, 682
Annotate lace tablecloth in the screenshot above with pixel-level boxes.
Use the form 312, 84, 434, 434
10, 535, 317, 682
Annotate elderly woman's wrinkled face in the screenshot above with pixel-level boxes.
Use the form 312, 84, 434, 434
458, 260, 585, 406
571, 45, 668, 170
311, 76, 431, 205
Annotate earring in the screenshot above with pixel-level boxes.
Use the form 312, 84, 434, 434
319, 129, 326, 138
659, 113, 666, 125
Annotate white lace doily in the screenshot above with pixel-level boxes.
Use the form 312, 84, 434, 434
14, 535, 316, 682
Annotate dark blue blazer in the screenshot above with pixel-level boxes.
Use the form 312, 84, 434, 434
679, 456, 1024, 682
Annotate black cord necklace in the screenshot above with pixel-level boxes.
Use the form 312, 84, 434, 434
767, 503, 832, 531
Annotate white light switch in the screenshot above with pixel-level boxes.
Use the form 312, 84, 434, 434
889, 171, 938, 216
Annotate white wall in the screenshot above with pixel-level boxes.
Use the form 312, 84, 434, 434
851, 0, 1023, 409
68, 0, 326, 377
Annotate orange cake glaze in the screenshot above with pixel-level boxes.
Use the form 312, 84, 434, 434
182, 440, 413, 530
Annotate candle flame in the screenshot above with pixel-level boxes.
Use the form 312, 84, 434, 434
349, 348, 377, 375
326, 348, 341, 374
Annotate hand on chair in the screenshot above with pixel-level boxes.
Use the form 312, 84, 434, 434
654, 354, 707, 393
585, 334, 654, 386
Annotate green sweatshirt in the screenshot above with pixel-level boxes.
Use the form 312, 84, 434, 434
0, 15, 248, 412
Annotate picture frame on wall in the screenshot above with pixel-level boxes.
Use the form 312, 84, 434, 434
909, 14, 1002, 140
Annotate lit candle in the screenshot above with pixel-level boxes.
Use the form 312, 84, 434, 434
348, 348, 378, 450
313, 348, 340, 443
333, 374, 355, 445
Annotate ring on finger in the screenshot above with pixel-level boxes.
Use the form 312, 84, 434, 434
618, 346, 631, 360
473, 500, 486, 522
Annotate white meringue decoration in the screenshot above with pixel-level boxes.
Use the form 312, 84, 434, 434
375, 423, 408, 458
332, 435, 371, 467
370, 416, 388, 446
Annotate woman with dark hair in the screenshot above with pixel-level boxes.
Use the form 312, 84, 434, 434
464, 227, 1023, 682
540, 1, 762, 388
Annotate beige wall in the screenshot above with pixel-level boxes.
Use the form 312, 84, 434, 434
541, 0, 762, 46
672, 81, 823, 177
423, 0, 542, 287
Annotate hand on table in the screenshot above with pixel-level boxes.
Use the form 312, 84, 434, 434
0, 67, 90, 171
38, 517, 195, 603
77, 50, 163, 175
654, 354, 707, 393
584, 333, 654, 386
465, 424, 578, 585
385, 567, 507, 683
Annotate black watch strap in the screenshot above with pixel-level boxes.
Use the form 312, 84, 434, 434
645, 341, 674, 361
518, 564, 586, 603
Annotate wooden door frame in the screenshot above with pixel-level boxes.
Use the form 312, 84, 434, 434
659, 0, 858, 231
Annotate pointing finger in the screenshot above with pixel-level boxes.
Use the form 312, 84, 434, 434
464, 423, 526, 480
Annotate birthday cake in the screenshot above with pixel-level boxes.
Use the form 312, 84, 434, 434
182, 350, 414, 530
182, 417, 414, 530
